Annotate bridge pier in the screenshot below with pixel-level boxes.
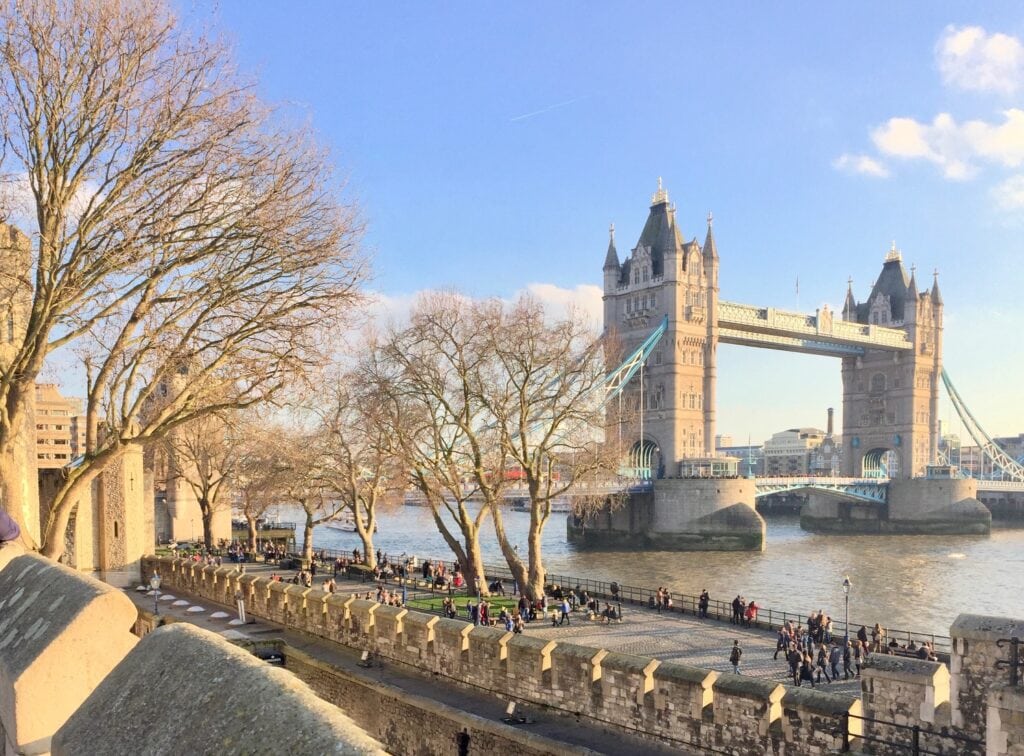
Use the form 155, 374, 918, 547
568, 478, 765, 551
800, 478, 991, 535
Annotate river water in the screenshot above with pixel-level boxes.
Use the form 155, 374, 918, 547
283, 505, 1024, 638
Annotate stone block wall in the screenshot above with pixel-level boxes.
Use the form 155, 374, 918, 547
988, 684, 1024, 755
139, 555, 893, 755
950, 614, 1024, 745
0, 548, 138, 754
284, 646, 578, 756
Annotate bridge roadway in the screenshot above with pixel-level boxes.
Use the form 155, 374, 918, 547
146, 561, 865, 698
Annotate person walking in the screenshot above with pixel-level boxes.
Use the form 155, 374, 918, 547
815, 644, 832, 683
729, 640, 743, 674
559, 598, 571, 626
829, 642, 842, 681
698, 590, 710, 619
774, 627, 788, 660
843, 641, 854, 680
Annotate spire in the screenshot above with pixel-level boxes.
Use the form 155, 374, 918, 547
843, 277, 857, 318
603, 222, 619, 269
907, 264, 918, 298
931, 268, 943, 305
702, 211, 718, 261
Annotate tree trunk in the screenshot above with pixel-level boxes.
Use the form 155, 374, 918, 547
490, 505, 534, 598
525, 518, 545, 599
426, 499, 489, 596
39, 463, 103, 560
200, 499, 214, 550
0, 413, 40, 550
463, 526, 488, 598
246, 514, 258, 552
301, 510, 314, 565
358, 526, 375, 569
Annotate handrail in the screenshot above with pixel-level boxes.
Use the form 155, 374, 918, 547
298, 545, 952, 653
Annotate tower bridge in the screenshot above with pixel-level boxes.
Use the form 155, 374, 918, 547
570, 182, 1011, 549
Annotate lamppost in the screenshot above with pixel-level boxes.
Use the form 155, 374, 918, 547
842, 575, 852, 643
150, 572, 162, 616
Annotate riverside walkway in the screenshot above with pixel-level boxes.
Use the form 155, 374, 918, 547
125, 580, 681, 756
190, 559, 868, 697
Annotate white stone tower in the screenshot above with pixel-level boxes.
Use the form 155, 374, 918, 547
602, 181, 720, 476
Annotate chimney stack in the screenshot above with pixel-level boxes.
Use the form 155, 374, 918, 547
827, 407, 834, 437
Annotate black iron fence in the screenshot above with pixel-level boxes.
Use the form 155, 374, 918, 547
291, 544, 952, 654
840, 712, 983, 755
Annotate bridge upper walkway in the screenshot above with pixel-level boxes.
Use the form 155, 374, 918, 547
717, 300, 913, 357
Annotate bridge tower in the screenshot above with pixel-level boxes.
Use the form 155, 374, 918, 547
840, 246, 943, 479
602, 180, 719, 476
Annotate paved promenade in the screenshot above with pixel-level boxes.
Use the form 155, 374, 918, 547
126, 578, 681, 755
190, 560, 863, 697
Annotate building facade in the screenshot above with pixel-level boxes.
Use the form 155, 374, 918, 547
602, 181, 719, 476
34, 383, 86, 469
840, 247, 943, 478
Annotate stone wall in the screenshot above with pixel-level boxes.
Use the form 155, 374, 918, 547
285, 646, 584, 756
0, 548, 138, 755
51, 624, 384, 755
950, 615, 1024, 743
142, 554, 857, 755
861, 655, 954, 755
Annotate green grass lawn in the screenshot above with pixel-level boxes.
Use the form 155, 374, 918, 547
405, 595, 521, 614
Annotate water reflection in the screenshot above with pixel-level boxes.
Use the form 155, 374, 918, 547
286, 505, 1024, 636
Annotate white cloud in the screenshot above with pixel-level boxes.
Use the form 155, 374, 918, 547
364, 283, 604, 330
937, 25, 1024, 95
520, 282, 603, 324
870, 109, 1024, 180
832, 153, 890, 178
991, 174, 1024, 210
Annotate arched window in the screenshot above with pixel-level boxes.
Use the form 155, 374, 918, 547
870, 373, 886, 393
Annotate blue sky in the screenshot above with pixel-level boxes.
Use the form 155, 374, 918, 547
196, 2, 1024, 444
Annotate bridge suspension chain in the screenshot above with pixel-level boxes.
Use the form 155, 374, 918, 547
601, 315, 668, 405
941, 369, 1024, 482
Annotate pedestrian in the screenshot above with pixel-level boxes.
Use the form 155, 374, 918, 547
731, 595, 742, 625
843, 641, 854, 680
729, 640, 743, 674
698, 589, 710, 619
829, 642, 842, 681
815, 644, 831, 683
774, 627, 788, 660
234, 588, 247, 624
559, 597, 571, 626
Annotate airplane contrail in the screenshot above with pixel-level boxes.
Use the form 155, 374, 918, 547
510, 95, 589, 122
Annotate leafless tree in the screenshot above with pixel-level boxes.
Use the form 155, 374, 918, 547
377, 293, 501, 595
161, 412, 247, 550
478, 296, 622, 600
382, 292, 622, 600
315, 367, 405, 570
232, 429, 288, 553
0, 0, 366, 557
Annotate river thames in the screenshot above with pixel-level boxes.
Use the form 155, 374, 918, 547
290, 505, 1024, 638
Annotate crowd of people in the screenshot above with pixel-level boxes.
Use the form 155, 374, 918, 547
177, 540, 947, 689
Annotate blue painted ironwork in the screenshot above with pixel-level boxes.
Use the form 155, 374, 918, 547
754, 477, 889, 503
941, 369, 1024, 482
601, 315, 668, 403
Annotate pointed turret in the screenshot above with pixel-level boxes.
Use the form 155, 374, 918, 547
603, 223, 619, 269
702, 212, 719, 261
907, 265, 918, 298
842, 277, 857, 320
930, 269, 943, 305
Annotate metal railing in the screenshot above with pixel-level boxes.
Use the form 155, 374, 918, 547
840, 711, 983, 755
297, 546, 952, 653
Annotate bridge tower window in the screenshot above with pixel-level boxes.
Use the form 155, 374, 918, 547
870, 373, 886, 393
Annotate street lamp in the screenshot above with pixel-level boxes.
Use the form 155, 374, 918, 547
150, 572, 162, 616
842, 575, 852, 643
